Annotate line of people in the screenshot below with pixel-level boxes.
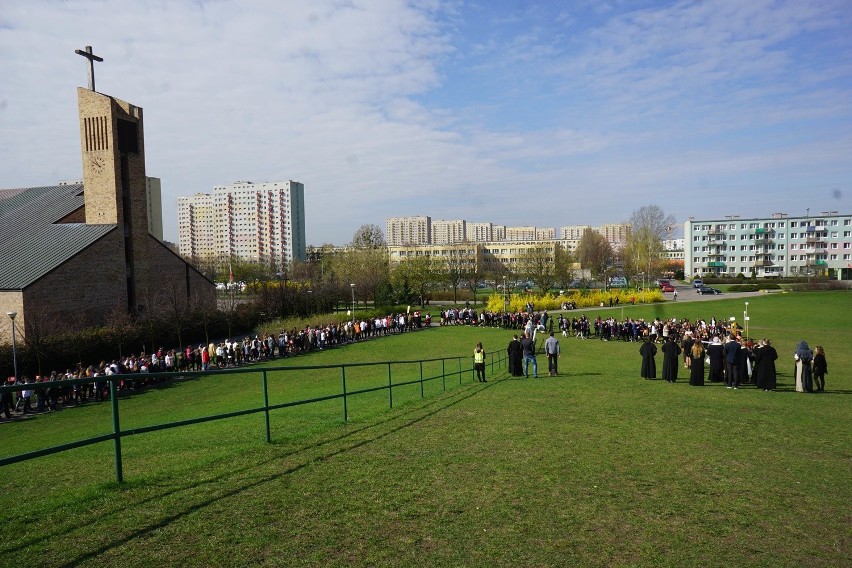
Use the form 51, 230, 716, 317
1, 311, 433, 422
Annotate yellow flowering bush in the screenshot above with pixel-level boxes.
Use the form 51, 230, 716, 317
485, 288, 664, 312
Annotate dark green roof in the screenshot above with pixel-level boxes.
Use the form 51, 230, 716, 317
0, 183, 116, 290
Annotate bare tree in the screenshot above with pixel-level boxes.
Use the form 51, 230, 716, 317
518, 245, 556, 293
577, 229, 614, 285
553, 243, 576, 288
624, 204, 677, 277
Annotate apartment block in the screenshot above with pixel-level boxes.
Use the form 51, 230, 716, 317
432, 219, 467, 244
177, 180, 306, 270
684, 212, 852, 279
466, 222, 493, 242
386, 216, 432, 246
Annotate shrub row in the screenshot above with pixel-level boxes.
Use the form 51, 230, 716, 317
485, 289, 664, 313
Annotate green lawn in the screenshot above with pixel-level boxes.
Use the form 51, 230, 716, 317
0, 292, 849, 567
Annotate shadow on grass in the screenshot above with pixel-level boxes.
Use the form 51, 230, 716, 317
10, 373, 506, 566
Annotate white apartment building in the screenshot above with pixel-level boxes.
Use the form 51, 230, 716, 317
506, 226, 538, 241
597, 223, 631, 250
432, 219, 467, 244
560, 225, 592, 240
178, 180, 306, 270
493, 225, 506, 241
684, 212, 852, 279
466, 222, 493, 242
386, 216, 431, 246
536, 227, 556, 240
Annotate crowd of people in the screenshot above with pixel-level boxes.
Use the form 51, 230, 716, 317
0, 311, 431, 422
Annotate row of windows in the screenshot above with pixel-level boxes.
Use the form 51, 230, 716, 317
694, 219, 850, 232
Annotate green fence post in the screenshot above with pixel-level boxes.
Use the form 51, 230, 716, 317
341, 366, 348, 422
419, 361, 424, 398
442, 359, 446, 392
458, 357, 462, 385
109, 378, 123, 484
262, 370, 271, 443
387, 363, 393, 409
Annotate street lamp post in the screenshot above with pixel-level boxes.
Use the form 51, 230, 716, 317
350, 283, 355, 324
503, 276, 507, 314
7, 311, 18, 381
744, 302, 749, 340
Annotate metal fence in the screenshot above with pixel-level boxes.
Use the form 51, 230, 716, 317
0, 349, 506, 483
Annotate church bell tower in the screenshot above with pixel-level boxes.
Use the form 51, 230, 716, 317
76, 46, 151, 313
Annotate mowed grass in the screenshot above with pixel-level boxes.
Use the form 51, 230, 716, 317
0, 292, 849, 567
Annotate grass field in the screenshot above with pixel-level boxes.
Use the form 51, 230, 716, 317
1, 292, 849, 567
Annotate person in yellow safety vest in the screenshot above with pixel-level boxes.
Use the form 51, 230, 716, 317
473, 342, 486, 382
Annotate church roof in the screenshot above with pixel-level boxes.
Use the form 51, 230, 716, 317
0, 183, 115, 290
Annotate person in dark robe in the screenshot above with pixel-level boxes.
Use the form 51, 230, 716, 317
707, 336, 725, 383
737, 339, 753, 384
639, 336, 657, 379
753, 339, 778, 391
661, 335, 682, 383
682, 333, 694, 370
507, 334, 524, 377
689, 341, 705, 386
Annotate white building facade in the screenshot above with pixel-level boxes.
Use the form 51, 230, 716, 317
385, 216, 432, 246
684, 212, 852, 279
177, 180, 306, 269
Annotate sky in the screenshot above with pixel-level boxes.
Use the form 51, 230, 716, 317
1, 0, 851, 245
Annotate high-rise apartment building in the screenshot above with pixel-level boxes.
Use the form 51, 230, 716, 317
177, 180, 306, 270
597, 223, 631, 250
432, 219, 467, 244
560, 225, 592, 240
536, 227, 555, 241
385, 216, 432, 245
506, 226, 537, 241
466, 222, 493, 242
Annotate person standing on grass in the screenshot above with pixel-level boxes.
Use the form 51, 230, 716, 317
521, 332, 538, 378
473, 342, 486, 382
707, 336, 724, 383
639, 336, 657, 379
812, 346, 827, 392
661, 335, 682, 383
507, 334, 523, 377
724, 335, 741, 389
544, 332, 560, 376
689, 341, 706, 386
753, 339, 778, 391
794, 340, 814, 392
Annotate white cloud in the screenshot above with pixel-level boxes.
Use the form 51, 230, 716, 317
0, 0, 850, 246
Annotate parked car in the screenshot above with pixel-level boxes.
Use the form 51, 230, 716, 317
692, 279, 704, 288
697, 286, 722, 295
661, 284, 675, 293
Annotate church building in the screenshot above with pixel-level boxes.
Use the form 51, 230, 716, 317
0, 48, 214, 344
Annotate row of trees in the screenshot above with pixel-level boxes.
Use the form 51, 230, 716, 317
194, 205, 680, 311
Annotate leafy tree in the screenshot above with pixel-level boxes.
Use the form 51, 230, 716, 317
350, 224, 386, 249
391, 255, 439, 306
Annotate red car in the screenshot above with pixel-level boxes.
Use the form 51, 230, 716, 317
661, 284, 675, 293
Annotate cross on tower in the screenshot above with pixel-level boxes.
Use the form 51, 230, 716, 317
74, 45, 103, 91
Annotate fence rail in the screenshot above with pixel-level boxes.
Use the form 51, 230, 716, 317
1, 350, 507, 483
